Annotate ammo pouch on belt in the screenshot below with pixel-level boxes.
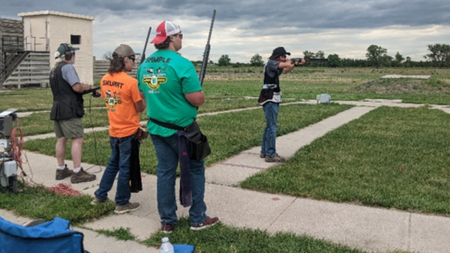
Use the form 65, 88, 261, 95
150, 118, 211, 161
258, 89, 274, 103
135, 127, 148, 143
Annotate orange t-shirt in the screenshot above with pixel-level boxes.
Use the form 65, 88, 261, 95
100, 72, 142, 138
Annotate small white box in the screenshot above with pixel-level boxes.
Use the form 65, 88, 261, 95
4, 160, 17, 177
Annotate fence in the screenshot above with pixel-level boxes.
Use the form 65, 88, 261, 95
93, 58, 140, 82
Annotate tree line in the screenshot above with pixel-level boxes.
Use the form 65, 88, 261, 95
212, 43, 450, 68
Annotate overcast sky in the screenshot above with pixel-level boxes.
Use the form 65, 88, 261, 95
1, 0, 450, 63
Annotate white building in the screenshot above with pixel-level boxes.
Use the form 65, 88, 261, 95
18, 10, 95, 85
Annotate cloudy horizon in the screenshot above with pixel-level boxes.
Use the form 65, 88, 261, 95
1, 0, 449, 63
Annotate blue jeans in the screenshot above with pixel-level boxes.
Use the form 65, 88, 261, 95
261, 102, 279, 158
150, 133, 208, 226
95, 134, 136, 206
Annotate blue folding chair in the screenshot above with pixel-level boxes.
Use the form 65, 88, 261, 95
0, 216, 88, 253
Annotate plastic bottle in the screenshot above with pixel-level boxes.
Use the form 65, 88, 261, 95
159, 237, 174, 253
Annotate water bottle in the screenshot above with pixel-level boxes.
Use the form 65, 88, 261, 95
159, 237, 174, 253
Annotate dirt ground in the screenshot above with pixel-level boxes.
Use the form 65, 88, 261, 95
351, 77, 450, 94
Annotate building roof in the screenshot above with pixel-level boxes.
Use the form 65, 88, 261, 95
18, 10, 94, 21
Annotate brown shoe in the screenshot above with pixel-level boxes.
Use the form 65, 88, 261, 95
91, 196, 108, 205
71, 168, 96, 184
265, 155, 286, 163
55, 165, 72, 180
114, 202, 140, 214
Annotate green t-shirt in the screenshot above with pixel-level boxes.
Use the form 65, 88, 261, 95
137, 49, 202, 137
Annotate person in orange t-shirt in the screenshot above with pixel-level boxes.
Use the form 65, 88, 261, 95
92, 44, 146, 214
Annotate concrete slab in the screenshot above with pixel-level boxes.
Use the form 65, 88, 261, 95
333, 100, 425, 108
204, 184, 296, 230
409, 213, 450, 253
266, 198, 410, 253
78, 227, 159, 253
205, 163, 261, 186
382, 75, 430, 79
19, 151, 100, 193
218, 152, 272, 170
83, 214, 160, 241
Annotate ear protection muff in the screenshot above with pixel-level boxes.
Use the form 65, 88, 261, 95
63, 43, 73, 60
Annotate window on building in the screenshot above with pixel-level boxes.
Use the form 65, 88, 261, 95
71, 35, 81, 45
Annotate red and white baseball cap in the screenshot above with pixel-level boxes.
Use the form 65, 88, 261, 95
151, 21, 181, 44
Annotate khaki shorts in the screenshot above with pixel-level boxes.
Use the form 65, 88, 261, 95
54, 118, 84, 138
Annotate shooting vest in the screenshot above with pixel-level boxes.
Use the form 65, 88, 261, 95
258, 63, 283, 105
50, 62, 84, 120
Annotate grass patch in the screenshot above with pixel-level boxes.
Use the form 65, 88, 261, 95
241, 106, 450, 215
0, 185, 114, 225
24, 103, 352, 175
4, 67, 450, 120
143, 217, 366, 253
96, 227, 136, 241
0, 88, 105, 112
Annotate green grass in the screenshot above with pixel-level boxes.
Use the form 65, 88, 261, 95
143, 218, 365, 253
0, 185, 114, 225
96, 227, 136, 241
4, 67, 450, 113
0, 88, 105, 112
2, 67, 448, 252
241, 106, 450, 215
24, 103, 352, 174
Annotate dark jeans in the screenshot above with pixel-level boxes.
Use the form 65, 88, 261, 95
95, 134, 137, 206
150, 133, 208, 226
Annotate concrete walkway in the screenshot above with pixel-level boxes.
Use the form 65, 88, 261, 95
2, 99, 450, 253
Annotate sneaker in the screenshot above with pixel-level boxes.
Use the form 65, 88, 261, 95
91, 196, 107, 205
190, 217, 220, 231
265, 155, 286, 163
161, 223, 175, 234
70, 168, 96, 184
114, 202, 140, 214
260, 153, 266, 158
55, 165, 73, 180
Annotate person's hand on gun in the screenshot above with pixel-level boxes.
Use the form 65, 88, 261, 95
291, 58, 306, 66
81, 85, 101, 97
92, 89, 101, 98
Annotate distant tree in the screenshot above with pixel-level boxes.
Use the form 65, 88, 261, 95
424, 43, 450, 67
391, 52, 404, 67
327, 54, 341, 68
102, 51, 113, 61
218, 54, 231, 66
404, 56, 412, 67
395, 52, 405, 63
315, 50, 325, 59
366, 45, 390, 68
303, 50, 315, 59
250, 54, 264, 66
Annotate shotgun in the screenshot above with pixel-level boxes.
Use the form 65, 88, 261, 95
292, 58, 328, 66
140, 27, 152, 65
198, 10, 216, 86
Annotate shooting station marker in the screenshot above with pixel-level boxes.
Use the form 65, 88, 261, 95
381, 75, 430, 79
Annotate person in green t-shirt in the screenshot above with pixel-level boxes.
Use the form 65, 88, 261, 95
137, 20, 219, 233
